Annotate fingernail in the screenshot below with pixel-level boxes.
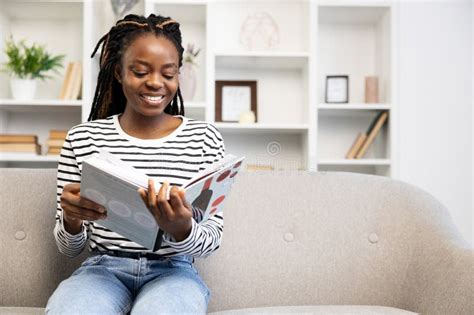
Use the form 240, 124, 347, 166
99, 207, 106, 213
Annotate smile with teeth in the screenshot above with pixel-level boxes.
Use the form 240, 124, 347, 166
141, 94, 165, 105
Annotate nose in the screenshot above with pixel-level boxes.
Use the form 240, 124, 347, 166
145, 73, 164, 89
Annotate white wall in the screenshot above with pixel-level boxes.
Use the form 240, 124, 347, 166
398, 0, 473, 246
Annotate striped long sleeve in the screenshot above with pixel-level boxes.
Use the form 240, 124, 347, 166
53, 131, 88, 257
52, 114, 226, 258
161, 125, 226, 257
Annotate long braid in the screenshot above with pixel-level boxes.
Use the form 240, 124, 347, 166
89, 14, 185, 121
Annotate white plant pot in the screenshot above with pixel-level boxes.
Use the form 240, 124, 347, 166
10, 78, 37, 100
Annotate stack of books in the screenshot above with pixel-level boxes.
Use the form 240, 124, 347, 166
346, 111, 389, 159
59, 61, 82, 100
0, 134, 41, 155
46, 130, 68, 155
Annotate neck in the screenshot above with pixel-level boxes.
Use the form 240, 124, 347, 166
118, 108, 177, 139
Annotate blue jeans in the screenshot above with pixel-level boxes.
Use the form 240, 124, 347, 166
45, 254, 210, 314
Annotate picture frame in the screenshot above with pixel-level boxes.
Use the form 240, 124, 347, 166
215, 80, 257, 122
325, 75, 349, 103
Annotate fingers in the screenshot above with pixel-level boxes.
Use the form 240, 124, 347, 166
138, 188, 148, 207
63, 183, 80, 193
62, 202, 107, 221
61, 182, 104, 212
157, 180, 173, 218
77, 196, 106, 214
137, 180, 190, 220
177, 188, 192, 210
169, 186, 186, 210
148, 179, 157, 209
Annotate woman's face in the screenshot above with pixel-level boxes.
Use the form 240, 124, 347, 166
115, 33, 180, 117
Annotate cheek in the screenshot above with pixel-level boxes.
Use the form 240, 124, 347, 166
121, 75, 140, 95
169, 77, 179, 92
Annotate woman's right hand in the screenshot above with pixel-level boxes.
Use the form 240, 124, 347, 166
60, 183, 107, 234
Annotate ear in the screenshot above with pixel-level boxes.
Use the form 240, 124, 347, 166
114, 65, 122, 84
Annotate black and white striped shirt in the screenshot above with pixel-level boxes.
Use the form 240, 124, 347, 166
54, 114, 225, 258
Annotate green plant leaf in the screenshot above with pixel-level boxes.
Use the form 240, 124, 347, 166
2, 36, 65, 81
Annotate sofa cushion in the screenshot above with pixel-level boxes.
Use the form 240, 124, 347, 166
209, 305, 418, 314
0, 305, 417, 315
0, 308, 44, 315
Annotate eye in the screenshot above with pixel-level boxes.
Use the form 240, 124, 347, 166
133, 70, 147, 77
164, 74, 175, 80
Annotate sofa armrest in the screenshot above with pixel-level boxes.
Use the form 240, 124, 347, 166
402, 241, 473, 315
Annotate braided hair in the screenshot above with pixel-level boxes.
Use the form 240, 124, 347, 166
88, 14, 185, 121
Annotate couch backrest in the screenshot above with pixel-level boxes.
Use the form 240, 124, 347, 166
0, 168, 459, 312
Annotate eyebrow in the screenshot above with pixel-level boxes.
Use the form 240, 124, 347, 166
133, 60, 178, 70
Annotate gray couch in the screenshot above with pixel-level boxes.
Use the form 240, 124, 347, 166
0, 169, 472, 314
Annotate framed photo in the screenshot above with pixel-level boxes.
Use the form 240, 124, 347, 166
325, 75, 349, 103
215, 81, 257, 122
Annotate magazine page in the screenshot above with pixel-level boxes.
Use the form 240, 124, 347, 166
81, 160, 160, 250
184, 156, 244, 222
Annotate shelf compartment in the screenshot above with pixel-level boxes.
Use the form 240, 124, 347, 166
215, 65, 309, 125
317, 5, 392, 104
0, 0, 84, 100
222, 132, 308, 171
209, 0, 310, 53
317, 111, 390, 160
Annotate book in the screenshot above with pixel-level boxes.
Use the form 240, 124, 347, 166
81, 150, 245, 251
0, 134, 38, 144
49, 130, 68, 140
355, 111, 388, 159
47, 147, 62, 155
64, 62, 81, 100
345, 132, 367, 159
0, 143, 41, 154
59, 62, 74, 100
46, 139, 65, 147
70, 61, 82, 100
246, 164, 274, 171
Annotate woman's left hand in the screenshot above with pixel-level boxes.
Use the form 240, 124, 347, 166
138, 179, 193, 242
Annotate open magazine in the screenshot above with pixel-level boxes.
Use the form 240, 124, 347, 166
81, 150, 245, 251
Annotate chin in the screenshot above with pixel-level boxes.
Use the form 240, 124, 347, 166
130, 106, 163, 118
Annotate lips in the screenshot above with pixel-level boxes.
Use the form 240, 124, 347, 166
140, 94, 166, 106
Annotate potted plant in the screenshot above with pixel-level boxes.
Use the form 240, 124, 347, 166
2, 36, 65, 100
179, 43, 201, 101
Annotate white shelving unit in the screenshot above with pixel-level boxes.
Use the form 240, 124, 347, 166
316, 2, 396, 177
0, 0, 398, 177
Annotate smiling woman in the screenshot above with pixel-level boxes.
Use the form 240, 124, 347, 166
114, 34, 182, 139
46, 13, 226, 315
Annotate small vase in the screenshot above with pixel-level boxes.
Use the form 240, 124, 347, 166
179, 62, 197, 101
10, 78, 37, 100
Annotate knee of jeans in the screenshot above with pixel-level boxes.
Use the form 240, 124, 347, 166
46, 293, 131, 315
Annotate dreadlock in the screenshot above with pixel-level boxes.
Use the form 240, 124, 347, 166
88, 14, 185, 121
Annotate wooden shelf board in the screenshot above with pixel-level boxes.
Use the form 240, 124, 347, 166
318, 159, 391, 166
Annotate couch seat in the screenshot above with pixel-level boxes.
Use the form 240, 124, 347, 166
209, 305, 417, 314
0, 305, 417, 314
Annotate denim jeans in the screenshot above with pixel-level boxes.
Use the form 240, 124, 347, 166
45, 254, 210, 314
